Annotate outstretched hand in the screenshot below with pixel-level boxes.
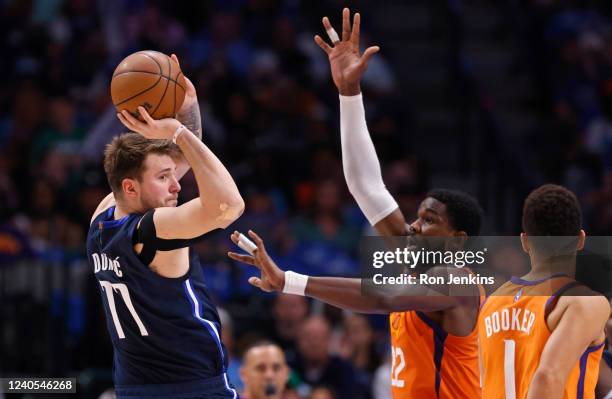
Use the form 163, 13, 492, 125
314, 8, 379, 96
228, 230, 286, 292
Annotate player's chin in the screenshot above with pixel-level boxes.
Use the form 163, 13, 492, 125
166, 199, 178, 207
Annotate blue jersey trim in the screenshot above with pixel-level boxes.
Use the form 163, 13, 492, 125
184, 279, 236, 398
100, 206, 131, 229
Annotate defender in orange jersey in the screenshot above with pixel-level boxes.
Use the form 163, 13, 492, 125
228, 8, 487, 399
479, 184, 610, 399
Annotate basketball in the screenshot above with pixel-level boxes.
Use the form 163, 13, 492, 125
110, 50, 186, 120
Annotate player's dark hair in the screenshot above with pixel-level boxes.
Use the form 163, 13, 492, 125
103, 132, 180, 196
522, 184, 581, 236
426, 189, 483, 236
242, 340, 284, 362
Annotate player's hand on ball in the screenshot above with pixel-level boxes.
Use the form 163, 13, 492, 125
314, 8, 379, 96
117, 107, 181, 141
170, 54, 197, 112
228, 230, 285, 293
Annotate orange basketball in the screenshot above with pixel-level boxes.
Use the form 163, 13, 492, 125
110, 50, 186, 120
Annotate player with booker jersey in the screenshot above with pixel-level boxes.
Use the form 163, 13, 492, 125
87, 62, 244, 399
228, 9, 485, 399
479, 184, 610, 399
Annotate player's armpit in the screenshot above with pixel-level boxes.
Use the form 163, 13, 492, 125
154, 197, 244, 240
373, 208, 409, 236
527, 295, 610, 399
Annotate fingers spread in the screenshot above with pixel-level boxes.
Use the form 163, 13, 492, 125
171, 53, 181, 69
227, 252, 257, 266
342, 7, 350, 42
314, 35, 332, 54
248, 277, 268, 291
248, 230, 265, 252
322, 16, 333, 32
137, 106, 154, 124
248, 276, 260, 286
361, 45, 380, 64
117, 112, 132, 130
121, 110, 144, 131
351, 12, 360, 48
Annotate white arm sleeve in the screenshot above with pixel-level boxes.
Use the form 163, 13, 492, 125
340, 93, 398, 226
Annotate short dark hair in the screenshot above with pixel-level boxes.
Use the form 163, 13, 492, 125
242, 340, 284, 362
522, 184, 581, 236
103, 133, 180, 195
426, 189, 483, 236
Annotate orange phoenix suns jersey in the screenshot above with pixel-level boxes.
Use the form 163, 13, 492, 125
389, 285, 485, 398
479, 275, 604, 399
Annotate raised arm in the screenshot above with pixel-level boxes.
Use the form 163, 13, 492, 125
90, 55, 203, 223
170, 54, 202, 180
527, 294, 610, 399
228, 230, 464, 313
118, 107, 244, 239
315, 8, 407, 236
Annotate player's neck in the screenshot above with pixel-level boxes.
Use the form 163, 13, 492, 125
114, 201, 141, 219
524, 254, 577, 280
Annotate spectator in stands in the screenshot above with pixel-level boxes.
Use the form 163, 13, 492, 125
290, 316, 359, 399
240, 341, 289, 399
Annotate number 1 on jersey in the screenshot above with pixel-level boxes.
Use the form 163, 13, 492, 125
504, 339, 516, 399
100, 281, 149, 339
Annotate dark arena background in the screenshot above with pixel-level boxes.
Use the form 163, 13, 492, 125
1, 1, 611, 398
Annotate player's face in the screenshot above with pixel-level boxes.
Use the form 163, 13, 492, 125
408, 197, 455, 237
240, 346, 288, 399
138, 154, 181, 210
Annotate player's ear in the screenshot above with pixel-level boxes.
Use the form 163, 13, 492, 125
520, 232, 530, 253
122, 178, 139, 198
447, 231, 467, 251
577, 229, 586, 251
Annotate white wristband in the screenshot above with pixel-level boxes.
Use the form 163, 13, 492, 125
282, 271, 308, 296
604, 390, 612, 399
172, 124, 186, 144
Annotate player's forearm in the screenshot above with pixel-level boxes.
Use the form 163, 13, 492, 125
340, 94, 398, 226
304, 276, 452, 313
305, 277, 389, 314
174, 100, 202, 180
527, 369, 565, 399
175, 130, 244, 224
176, 99, 202, 140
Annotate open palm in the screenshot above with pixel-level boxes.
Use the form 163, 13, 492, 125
314, 8, 380, 95
227, 230, 285, 293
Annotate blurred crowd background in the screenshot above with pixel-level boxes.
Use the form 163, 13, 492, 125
1, 0, 612, 398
